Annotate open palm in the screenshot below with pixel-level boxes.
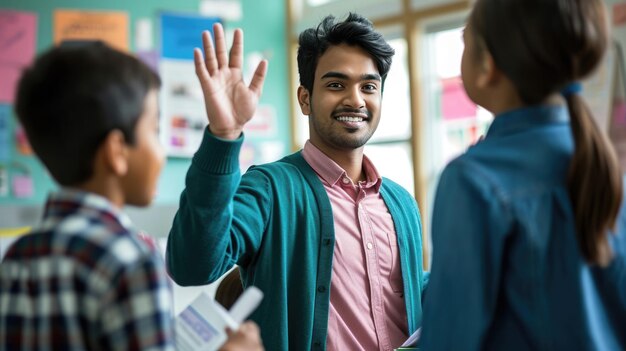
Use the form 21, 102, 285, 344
194, 23, 268, 140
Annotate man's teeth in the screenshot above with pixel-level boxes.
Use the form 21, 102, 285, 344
336, 116, 364, 122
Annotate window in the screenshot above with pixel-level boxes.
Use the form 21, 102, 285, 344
366, 32, 414, 195
418, 16, 493, 258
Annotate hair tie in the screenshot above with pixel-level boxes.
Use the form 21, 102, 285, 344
561, 82, 582, 97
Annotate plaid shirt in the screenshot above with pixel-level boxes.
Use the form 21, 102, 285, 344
0, 189, 174, 350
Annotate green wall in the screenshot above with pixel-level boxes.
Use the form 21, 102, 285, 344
0, 0, 290, 206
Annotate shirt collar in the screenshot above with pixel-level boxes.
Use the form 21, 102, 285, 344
486, 104, 570, 139
39, 188, 134, 231
302, 141, 383, 191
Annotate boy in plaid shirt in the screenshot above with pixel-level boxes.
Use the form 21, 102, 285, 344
0, 42, 262, 351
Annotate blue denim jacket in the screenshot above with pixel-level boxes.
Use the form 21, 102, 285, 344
421, 105, 626, 350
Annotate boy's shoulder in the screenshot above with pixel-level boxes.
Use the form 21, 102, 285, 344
4, 215, 155, 269
3, 190, 158, 271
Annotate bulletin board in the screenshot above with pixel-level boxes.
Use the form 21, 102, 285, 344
0, 0, 291, 207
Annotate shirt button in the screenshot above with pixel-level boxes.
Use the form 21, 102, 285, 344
324, 238, 331, 246
314, 341, 322, 348
367, 242, 373, 250
317, 285, 326, 293
342, 177, 350, 184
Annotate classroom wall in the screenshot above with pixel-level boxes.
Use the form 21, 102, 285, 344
0, 0, 290, 234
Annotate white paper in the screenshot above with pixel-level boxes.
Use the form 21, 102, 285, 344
175, 286, 263, 351
401, 327, 421, 347
135, 18, 153, 51
228, 286, 264, 324
199, 0, 242, 21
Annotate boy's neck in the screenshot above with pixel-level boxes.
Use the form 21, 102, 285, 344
74, 177, 125, 208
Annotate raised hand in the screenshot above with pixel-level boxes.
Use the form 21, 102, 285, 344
194, 23, 268, 140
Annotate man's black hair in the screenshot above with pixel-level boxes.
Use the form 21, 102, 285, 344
297, 12, 395, 93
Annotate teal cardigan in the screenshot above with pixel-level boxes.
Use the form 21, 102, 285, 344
166, 130, 428, 351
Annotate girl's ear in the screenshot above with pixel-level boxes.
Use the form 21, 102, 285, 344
100, 130, 129, 176
297, 86, 311, 115
477, 51, 501, 88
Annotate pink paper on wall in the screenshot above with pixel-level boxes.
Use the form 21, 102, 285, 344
441, 76, 477, 120
613, 99, 626, 127
12, 174, 33, 198
0, 11, 37, 64
0, 66, 22, 103
614, 2, 626, 27
0, 10, 37, 103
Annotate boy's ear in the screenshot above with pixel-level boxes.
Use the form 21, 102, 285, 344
297, 86, 311, 115
477, 52, 501, 88
101, 130, 129, 176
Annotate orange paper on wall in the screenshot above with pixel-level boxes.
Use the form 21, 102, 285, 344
54, 10, 128, 51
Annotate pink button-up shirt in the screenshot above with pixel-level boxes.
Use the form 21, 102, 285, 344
302, 141, 408, 351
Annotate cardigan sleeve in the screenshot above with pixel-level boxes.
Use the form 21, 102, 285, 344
165, 129, 272, 286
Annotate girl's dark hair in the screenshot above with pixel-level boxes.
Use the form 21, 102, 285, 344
297, 12, 394, 93
15, 42, 161, 186
471, 0, 622, 266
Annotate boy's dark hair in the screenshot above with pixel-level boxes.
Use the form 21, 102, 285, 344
15, 42, 161, 186
297, 13, 394, 93
470, 0, 621, 266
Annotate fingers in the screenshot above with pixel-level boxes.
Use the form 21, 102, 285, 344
248, 60, 268, 97
194, 48, 210, 84
220, 322, 263, 351
229, 28, 243, 69
202, 31, 218, 75
213, 22, 229, 69
239, 321, 260, 335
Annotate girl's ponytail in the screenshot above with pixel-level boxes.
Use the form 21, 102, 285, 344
565, 88, 623, 266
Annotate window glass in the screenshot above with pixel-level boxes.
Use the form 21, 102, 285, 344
365, 142, 414, 196
306, 0, 337, 5
375, 37, 411, 142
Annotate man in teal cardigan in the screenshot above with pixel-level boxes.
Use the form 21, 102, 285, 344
167, 14, 428, 351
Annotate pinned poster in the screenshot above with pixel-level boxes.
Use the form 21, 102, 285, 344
0, 10, 37, 103
54, 10, 129, 51
160, 13, 220, 157
161, 13, 220, 60
244, 105, 277, 137
199, 0, 242, 21
12, 173, 33, 198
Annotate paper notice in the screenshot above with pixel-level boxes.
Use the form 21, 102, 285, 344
175, 286, 263, 351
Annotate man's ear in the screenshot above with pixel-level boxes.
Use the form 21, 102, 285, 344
297, 86, 311, 115
477, 52, 501, 89
100, 130, 129, 177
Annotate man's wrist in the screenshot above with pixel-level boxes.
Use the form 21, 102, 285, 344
208, 125, 243, 140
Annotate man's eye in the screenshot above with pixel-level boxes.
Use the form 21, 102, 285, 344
363, 84, 377, 91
